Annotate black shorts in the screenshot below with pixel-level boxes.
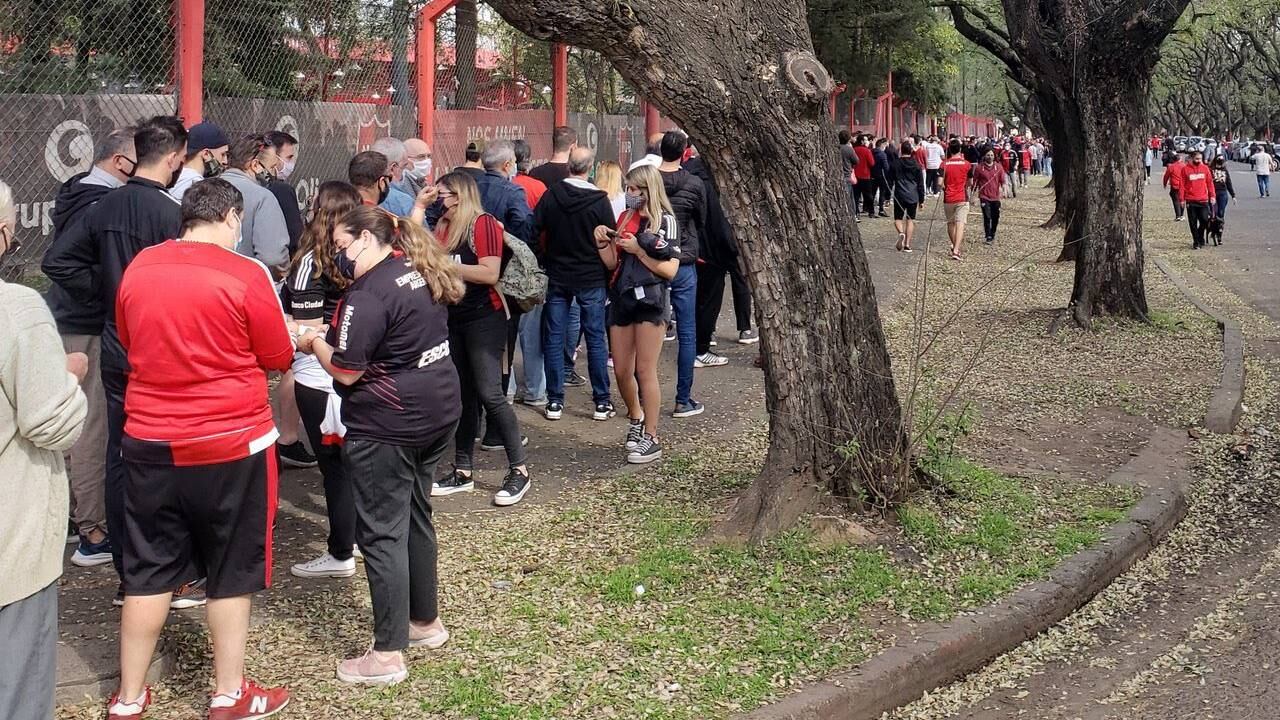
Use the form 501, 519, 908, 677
609, 286, 669, 327
122, 449, 277, 598
893, 200, 919, 221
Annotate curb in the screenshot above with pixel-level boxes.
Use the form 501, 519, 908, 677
1153, 257, 1245, 433
56, 637, 172, 705
739, 426, 1191, 720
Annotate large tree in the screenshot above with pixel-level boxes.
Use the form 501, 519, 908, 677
485, 0, 909, 541
944, 0, 1192, 327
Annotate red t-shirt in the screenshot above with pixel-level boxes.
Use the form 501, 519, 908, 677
913, 147, 927, 168
1179, 163, 1216, 203
514, 173, 547, 210
440, 213, 505, 318
941, 158, 972, 204
117, 240, 294, 466
853, 145, 875, 181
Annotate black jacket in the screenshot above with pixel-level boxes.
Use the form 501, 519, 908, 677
267, 180, 305, 258
683, 157, 738, 267
41, 176, 182, 371
531, 178, 616, 289
887, 157, 926, 206
42, 173, 112, 335
660, 167, 706, 265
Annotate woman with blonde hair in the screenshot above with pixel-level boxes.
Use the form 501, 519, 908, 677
281, 180, 365, 580
424, 172, 532, 506
594, 160, 626, 219
592, 164, 679, 464
296, 205, 463, 685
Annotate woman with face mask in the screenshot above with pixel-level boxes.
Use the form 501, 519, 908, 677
295, 206, 464, 685
1209, 155, 1235, 245
422, 172, 532, 506
280, 181, 363, 580
591, 165, 680, 464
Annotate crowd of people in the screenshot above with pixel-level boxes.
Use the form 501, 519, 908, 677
840, 131, 1047, 258
1153, 133, 1277, 248
1, 116, 766, 720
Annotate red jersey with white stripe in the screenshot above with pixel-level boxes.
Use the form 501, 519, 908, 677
116, 240, 294, 466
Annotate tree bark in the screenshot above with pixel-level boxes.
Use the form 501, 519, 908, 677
484, 0, 908, 541
454, 0, 479, 110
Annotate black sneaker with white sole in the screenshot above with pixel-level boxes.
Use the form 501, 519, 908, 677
672, 400, 705, 418
738, 329, 759, 345
432, 469, 474, 497
625, 417, 644, 450
544, 402, 563, 420
593, 402, 617, 421
276, 441, 317, 469
565, 370, 588, 387
627, 434, 663, 464
493, 469, 531, 507
480, 435, 529, 451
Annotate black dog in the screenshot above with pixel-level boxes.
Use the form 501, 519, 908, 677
1208, 216, 1224, 246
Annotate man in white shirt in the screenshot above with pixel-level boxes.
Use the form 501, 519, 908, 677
1250, 146, 1276, 197
169, 122, 229, 201
922, 136, 945, 195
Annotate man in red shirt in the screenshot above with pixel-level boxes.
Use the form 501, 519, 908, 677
853, 134, 876, 218
1162, 151, 1186, 220
939, 140, 973, 260
107, 179, 293, 720
971, 148, 1006, 244
512, 138, 547, 209
1178, 150, 1217, 249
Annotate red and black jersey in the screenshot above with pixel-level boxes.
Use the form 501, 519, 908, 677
116, 240, 294, 466
441, 213, 505, 324
327, 254, 461, 446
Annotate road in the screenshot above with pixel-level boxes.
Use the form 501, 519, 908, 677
888, 167, 1280, 720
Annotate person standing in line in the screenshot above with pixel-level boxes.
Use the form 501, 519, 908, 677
872, 138, 892, 217
473, 139, 534, 242
922, 135, 945, 196
372, 136, 412, 200
685, 146, 758, 347
264, 130, 304, 256
283, 181, 364, 580
971, 149, 1006, 245
40, 116, 200, 608
628, 134, 664, 172
108, 179, 293, 719
1250, 143, 1276, 197
939, 140, 973, 261
401, 138, 434, 197
854, 134, 877, 218
529, 126, 577, 186
1209, 155, 1235, 246
169, 122, 229, 201
838, 130, 861, 222
1163, 150, 1186, 220
513, 141, 555, 409
530, 147, 618, 421
1179, 150, 1216, 249
513, 139, 548, 211
349, 150, 416, 218
657, 131, 708, 415
426, 172, 532, 506
220, 134, 291, 274
593, 165, 680, 464
295, 206, 463, 686
42, 128, 134, 568
0, 179, 89, 720
595, 160, 626, 219
888, 140, 925, 253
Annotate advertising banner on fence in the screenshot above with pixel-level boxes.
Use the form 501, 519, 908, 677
431, 109, 554, 173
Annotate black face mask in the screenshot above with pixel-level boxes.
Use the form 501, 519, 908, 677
122, 157, 138, 178
203, 156, 224, 179
377, 177, 391, 205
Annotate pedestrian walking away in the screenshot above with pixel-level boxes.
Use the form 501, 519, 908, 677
1250, 144, 1276, 197
1163, 151, 1186, 220
887, 140, 926, 253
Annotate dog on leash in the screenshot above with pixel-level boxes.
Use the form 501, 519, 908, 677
1207, 216, 1224, 246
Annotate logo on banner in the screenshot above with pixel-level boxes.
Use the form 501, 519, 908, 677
585, 122, 599, 152
276, 115, 299, 137
45, 120, 94, 182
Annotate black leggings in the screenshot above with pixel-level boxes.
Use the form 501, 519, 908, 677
450, 311, 526, 470
295, 383, 355, 561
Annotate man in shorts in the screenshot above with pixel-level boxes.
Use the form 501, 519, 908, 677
940, 139, 973, 260
107, 179, 293, 720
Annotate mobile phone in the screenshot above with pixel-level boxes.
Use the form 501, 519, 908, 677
605, 229, 619, 239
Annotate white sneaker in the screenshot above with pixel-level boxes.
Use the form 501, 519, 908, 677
291, 553, 357, 579
353, 545, 364, 562
694, 352, 729, 368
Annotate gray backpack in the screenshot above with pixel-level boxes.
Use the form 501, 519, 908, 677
468, 220, 547, 315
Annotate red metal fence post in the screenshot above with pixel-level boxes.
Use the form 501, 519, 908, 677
174, 0, 205, 127
552, 44, 569, 127
417, 8, 434, 141
644, 101, 660, 138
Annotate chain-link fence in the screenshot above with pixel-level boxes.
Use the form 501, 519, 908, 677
0, 0, 177, 281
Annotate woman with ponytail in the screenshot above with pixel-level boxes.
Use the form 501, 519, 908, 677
281, 181, 364, 581
295, 205, 463, 685
421, 172, 532, 507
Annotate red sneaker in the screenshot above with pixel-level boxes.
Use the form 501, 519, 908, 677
207, 679, 290, 720
106, 687, 151, 719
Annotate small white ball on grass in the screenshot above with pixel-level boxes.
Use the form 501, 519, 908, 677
634, 584, 646, 597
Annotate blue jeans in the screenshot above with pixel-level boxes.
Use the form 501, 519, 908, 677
543, 285, 609, 405
670, 264, 697, 406
1215, 192, 1229, 220
1258, 175, 1271, 196
518, 303, 581, 402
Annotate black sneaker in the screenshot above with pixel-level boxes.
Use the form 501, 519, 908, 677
593, 402, 617, 421
544, 402, 563, 421
432, 468, 474, 497
276, 441, 317, 469
738, 329, 759, 345
480, 435, 529, 451
672, 400, 705, 418
627, 434, 663, 464
113, 585, 125, 607
565, 371, 588, 387
493, 469, 531, 507
664, 323, 676, 342
625, 417, 645, 450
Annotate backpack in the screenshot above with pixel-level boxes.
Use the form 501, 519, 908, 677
467, 220, 547, 315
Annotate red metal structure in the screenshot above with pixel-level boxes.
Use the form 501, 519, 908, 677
174, 0, 204, 127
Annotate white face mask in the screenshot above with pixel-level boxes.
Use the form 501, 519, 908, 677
279, 158, 296, 181
404, 158, 433, 183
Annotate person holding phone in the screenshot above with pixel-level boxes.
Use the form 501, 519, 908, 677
592, 165, 680, 464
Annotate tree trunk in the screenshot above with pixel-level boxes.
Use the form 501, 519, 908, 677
484, 0, 908, 542
454, 0, 479, 110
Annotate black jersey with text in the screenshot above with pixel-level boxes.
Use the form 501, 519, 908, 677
281, 250, 344, 324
